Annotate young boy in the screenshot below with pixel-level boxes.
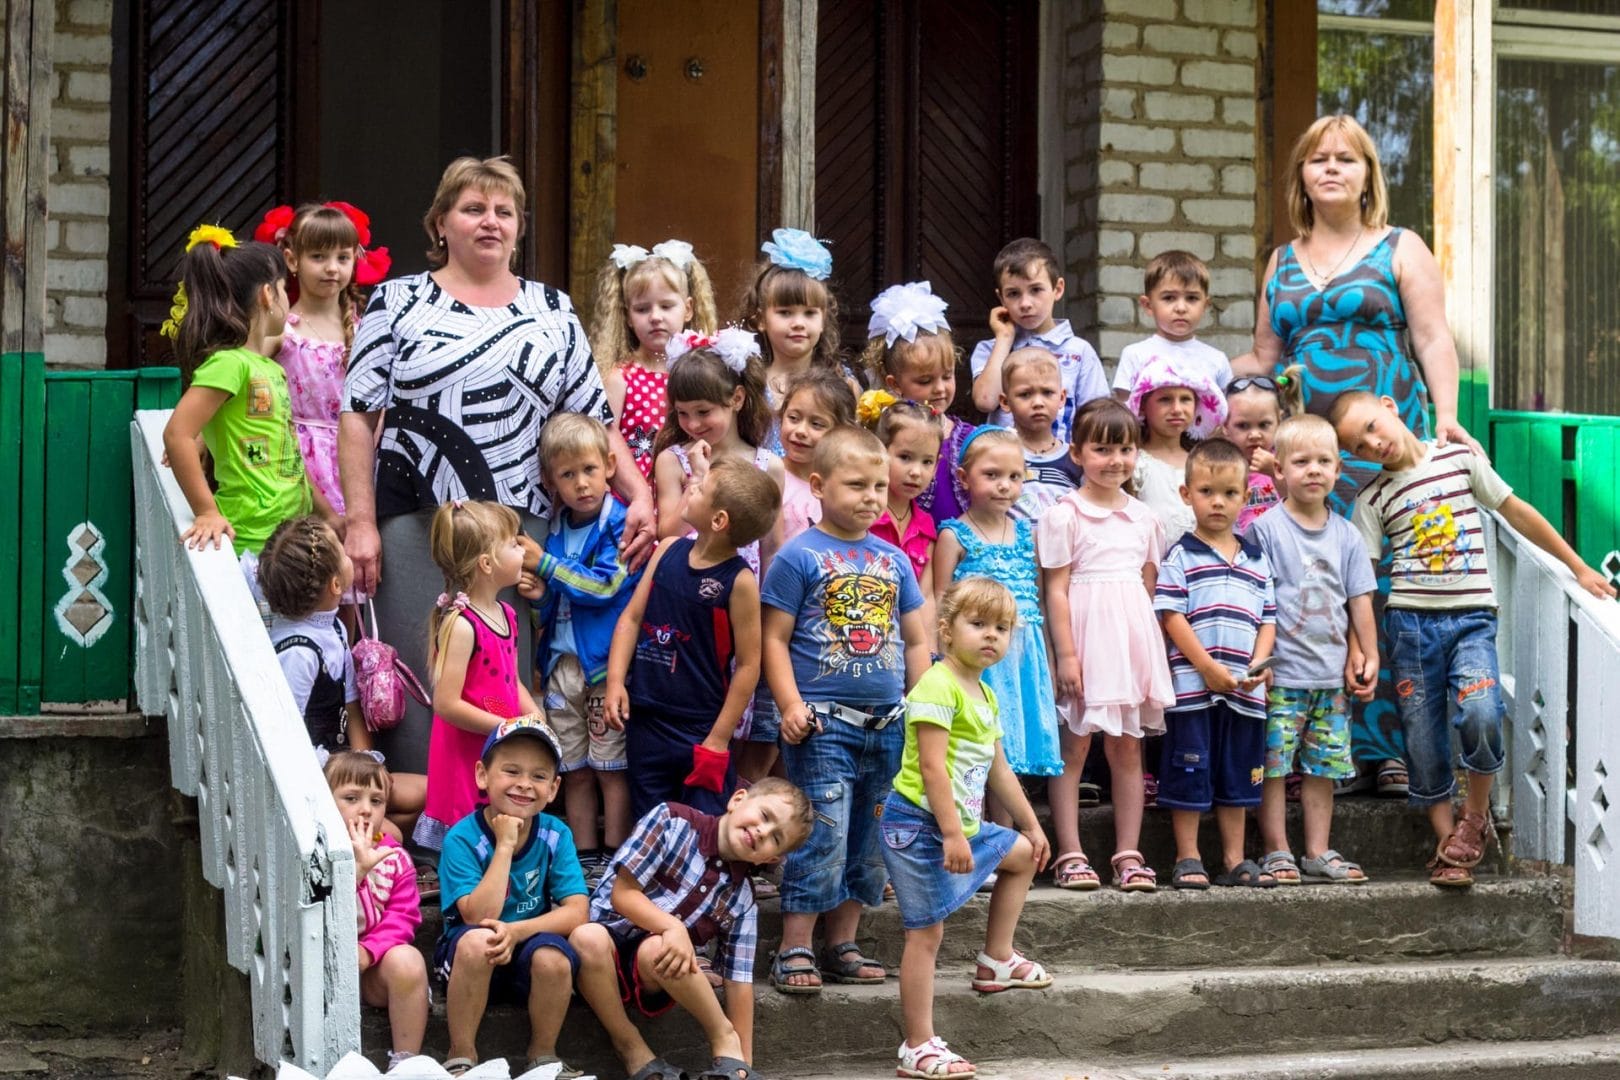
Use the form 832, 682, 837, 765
1242, 414, 1378, 885
570, 778, 814, 1080
970, 237, 1108, 439
434, 717, 588, 1077
603, 458, 781, 820
761, 425, 931, 992
1331, 392, 1617, 888
1113, 251, 1233, 403
533, 414, 644, 887
1155, 438, 1278, 889
999, 346, 1083, 521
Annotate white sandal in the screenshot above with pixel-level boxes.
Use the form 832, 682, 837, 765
898, 1036, 976, 1078
971, 949, 1053, 993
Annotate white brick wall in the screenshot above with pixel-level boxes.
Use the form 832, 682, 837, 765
46, 0, 112, 370
1060, 0, 1261, 370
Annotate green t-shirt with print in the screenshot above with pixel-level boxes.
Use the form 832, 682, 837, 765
191, 347, 310, 555
892, 662, 1002, 838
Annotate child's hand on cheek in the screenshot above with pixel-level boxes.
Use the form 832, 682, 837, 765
989, 306, 1016, 343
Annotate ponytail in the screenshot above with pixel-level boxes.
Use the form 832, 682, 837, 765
174, 240, 284, 380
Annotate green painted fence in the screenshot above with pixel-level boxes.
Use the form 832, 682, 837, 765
0, 355, 180, 714
1489, 410, 1620, 576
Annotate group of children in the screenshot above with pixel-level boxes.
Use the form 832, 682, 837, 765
157, 204, 1617, 1080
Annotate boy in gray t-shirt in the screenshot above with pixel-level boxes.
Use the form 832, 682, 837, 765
1242, 415, 1377, 885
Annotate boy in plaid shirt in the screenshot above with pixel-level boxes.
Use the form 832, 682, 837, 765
569, 778, 813, 1080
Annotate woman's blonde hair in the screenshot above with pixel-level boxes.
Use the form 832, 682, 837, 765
1285, 114, 1388, 237
423, 156, 527, 270
426, 499, 521, 680
590, 250, 718, 375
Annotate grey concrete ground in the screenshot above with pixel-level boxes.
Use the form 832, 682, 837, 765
0, 1031, 198, 1079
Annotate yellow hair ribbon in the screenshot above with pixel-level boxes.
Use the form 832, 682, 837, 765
857, 388, 898, 426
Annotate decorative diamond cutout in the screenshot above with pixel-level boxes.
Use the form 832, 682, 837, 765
62, 590, 109, 637
54, 521, 113, 647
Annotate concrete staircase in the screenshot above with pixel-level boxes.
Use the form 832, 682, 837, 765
366, 800, 1620, 1078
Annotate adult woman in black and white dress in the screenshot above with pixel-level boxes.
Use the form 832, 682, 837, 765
340, 156, 655, 774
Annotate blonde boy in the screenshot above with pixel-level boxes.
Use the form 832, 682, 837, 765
999, 347, 1082, 520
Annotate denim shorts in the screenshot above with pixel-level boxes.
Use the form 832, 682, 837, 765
778, 703, 903, 914
1386, 607, 1506, 806
879, 793, 1017, 930
1265, 687, 1354, 780
742, 689, 782, 744
432, 928, 579, 1006
1157, 701, 1265, 811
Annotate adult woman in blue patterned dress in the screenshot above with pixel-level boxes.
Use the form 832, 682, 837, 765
1243, 114, 1481, 792
339, 156, 656, 776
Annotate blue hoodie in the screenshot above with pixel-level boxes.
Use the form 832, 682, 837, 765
535, 497, 642, 685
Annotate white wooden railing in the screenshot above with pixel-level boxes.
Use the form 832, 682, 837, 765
130, 412, 359, 1072
1493, 511, 1620, 940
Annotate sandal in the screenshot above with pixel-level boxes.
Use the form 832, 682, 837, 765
769, 946, 821, 994
1170, 857, 1209, 890
1376, 760, 1409, 798
1052, 850, 1101, 891
629, 1057, 689, 1080
1428, 860, 1475, 888
696, 954, 725, 991
971, 949, 1053, 993
1301, 848, 1367, 884
525, 1056, 585, 1080
1260, 850, 1301, 885
819, 940, 886, 984
1439, 810, 1493, 869
898, 1036, 976, 1078
1110, 849, 1157, 892
1214, 859, 1278, 888
443, 1059, 475, 1078
697, 1055, 765, 1080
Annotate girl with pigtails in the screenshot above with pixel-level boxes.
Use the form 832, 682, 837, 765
591, 240, 719, 479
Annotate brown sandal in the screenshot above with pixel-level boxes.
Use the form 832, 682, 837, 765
1429, 810, 1492, 888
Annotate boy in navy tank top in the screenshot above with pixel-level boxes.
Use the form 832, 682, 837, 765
603, 458, 783, 819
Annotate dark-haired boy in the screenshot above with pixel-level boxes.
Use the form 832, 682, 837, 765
1113, 250, 1233, 403
970, 237, 1108, 440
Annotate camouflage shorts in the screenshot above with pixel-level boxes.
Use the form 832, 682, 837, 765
1265, 686, 1354, 779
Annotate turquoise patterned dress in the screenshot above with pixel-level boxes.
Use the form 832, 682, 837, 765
939, 517, 1063, 776
1268, 227, 1425, 766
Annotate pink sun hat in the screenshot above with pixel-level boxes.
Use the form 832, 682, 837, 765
1125, 355, 1229, 439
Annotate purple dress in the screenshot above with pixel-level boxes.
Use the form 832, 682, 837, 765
916, 417, 972, 522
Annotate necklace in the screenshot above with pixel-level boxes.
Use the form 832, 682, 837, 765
888, 501, 912, 530
1301, 225, 1365, 288
970, 513, 1011, 546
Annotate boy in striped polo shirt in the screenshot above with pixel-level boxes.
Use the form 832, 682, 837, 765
1154, 438, 1278, 889
1332, 392, 1615, 888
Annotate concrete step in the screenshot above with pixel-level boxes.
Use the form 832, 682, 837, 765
365, 958, 1620, 1077
782, 1035, 1620, 1079
414, 876, 1564, 974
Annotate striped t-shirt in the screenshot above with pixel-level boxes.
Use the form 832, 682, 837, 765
1350, 442, 1512, 611
1154, 532, 1276, 718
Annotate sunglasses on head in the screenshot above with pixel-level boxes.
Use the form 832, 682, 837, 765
1226, 375, 1287, 395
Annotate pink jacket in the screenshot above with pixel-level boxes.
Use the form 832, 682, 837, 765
357, 835, 422, 966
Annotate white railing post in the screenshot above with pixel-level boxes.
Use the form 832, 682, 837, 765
130, 413, 360, 1072
1492, 509, 1620, 941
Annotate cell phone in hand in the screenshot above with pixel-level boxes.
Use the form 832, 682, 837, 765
1246, 656, 1279, 679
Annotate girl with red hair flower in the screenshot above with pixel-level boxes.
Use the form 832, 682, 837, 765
256, 202, 392, 522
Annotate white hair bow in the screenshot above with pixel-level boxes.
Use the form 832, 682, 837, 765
867, 281, 950, 345
610, 239, 695, 271
665, 326, 760, 374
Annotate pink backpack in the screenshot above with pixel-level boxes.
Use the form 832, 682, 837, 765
351, 600, 430, 732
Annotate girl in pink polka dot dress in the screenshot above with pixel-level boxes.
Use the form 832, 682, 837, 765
591, 240, 718, 480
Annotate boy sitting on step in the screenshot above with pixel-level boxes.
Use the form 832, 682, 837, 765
569, 778, 814, 1080
1331, 392, 1616, 888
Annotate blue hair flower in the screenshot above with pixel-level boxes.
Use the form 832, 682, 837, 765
761, 228, 833, 281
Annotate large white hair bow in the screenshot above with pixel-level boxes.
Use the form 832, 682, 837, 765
664, 326, 760, 374
609, 239, 696, 271
867, 281, 950, 345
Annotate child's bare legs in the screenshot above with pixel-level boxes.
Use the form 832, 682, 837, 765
562, 769, 600, 851
599, 769, 631, 848
983, 835, 1037, 960
1170, 809, 1208, 886
525, 946, 575, 1063
1427, 770, 1494, 844
570, 924, 659, 1075
634, 935, 743, 1063
778, 902, 880, 986
1216, 805, 1248, 872
1103, 735, 1144, 865
734, 740, 778, 784
445, 929, 498, 1063
898, 923, 971, 1075
1258, 777, 1289, 855
386, 771, 426, 841
1048, 727, 1091, 857
1299, 776, 1334, 859
360, 945, 428, 1057
984, 791, 1012, 828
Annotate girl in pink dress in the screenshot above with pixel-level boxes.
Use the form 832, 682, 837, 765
591, 239, 718, 480
862, 393, 942, 629
776, 368, 855, 544
1037, 398, 1176, 893
413, 500, 543, 852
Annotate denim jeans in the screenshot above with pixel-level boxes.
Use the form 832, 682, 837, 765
1386, 607, 1506, 806
778, 706, 903, 914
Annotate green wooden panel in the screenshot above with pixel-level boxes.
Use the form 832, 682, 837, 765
135, 366, 181, 408
1490, 420, 1533, 497
16, 352, 46, 713
1575, 426, 1620, 571
0, 355, 24, 713
41, 377, 90, 703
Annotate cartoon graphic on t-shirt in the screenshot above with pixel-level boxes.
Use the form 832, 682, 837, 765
814, 548, 902, 680
635, 622, 692, 672
961, 762, 989, 823
1401, 498, 1469, 585
1285, 556, 1343, 646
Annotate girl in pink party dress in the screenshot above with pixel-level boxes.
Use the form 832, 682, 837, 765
1038, 398, 1176, 893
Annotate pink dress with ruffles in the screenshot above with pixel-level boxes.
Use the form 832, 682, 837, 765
275, 312, 347, 514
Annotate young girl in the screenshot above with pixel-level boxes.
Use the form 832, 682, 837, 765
1038, 398, 1177, 891
652, 328, 784, 575
1125, 355, 1229, 547
881, 577, 1051, 1080
591, 239, 718, 479
324, 750, 428, 1074
863, 281, 970, 522
1225, 366, 1305, 533
740, 228, 854, 454
260, 202, 387, 520
412, 500, 543, 852
862, 392, 943, 631
777, 368, 856, 543
161, 229, 317, 555
934, 426, 1063, 786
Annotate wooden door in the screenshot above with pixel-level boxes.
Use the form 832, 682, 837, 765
816, 0, 1039, 379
